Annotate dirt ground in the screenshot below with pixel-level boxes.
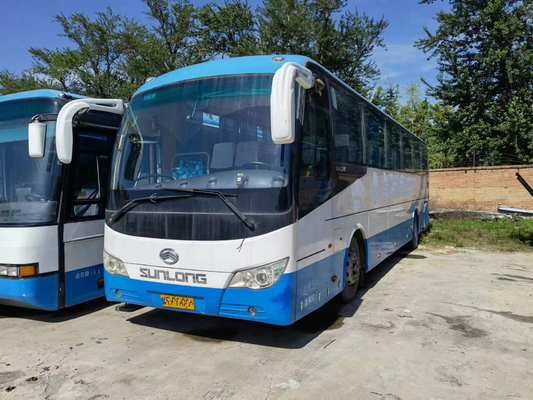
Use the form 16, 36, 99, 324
1, 247, 532, 400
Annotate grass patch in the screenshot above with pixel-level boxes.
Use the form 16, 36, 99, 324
421, 218, 533, 252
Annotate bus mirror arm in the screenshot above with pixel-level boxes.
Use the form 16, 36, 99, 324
271, 62, 313, 145
56, 99, 124, 164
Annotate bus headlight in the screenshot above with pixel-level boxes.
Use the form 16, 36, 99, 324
0, 264, 38, 278
228, 258, 289, 290
103, 251, 129, 277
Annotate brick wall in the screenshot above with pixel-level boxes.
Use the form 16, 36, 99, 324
429, 165, 533, 211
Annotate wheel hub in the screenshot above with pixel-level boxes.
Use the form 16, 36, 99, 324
346, 249, 360, 286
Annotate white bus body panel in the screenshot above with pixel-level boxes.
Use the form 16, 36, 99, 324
105, 222, 297, 289
0, 225, 58, 273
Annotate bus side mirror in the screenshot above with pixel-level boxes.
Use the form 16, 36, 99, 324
271, 62, 313, 145
28, 121, 47, 158
56, 99, 124, 164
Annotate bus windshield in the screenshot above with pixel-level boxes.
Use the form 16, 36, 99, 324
108, 74, 295, 241
113, 74, 290, 190
0, 99, 63, 225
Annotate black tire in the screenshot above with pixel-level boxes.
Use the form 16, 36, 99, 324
407, 215, 419, 251
340, 239, 363, 303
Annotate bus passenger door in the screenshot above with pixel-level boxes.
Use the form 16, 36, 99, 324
61, 129, 115, 307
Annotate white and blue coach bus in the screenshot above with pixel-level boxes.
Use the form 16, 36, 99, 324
0, 90, 123, 310
103, 55, 429, 325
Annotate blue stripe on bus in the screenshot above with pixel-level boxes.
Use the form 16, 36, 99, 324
295, 250, 345, 320
0, 273, 59, 310
367, 218, 414, 270
65, 264, 105, 307
105, 270, 297, 326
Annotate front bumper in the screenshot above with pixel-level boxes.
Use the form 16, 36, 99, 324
0, 273, 59, 310
104, 271, 297, 326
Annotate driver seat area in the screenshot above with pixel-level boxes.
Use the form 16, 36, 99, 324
235, 141, 261, 167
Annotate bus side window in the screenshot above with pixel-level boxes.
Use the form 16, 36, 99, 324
412, 140, 421, 171
365, 107, 385, 168
402, 130, 413, 170
330, 83, 363, 165
421, 143, 429, 169
300, 104, 330, 180
388, 124, 401, 170
299, 99, 332, 218
68, 133, 111, 220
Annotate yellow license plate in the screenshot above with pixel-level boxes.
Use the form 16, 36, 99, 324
160, 294, 195, 310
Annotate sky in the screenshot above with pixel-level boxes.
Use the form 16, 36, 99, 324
0, 0, 449, 100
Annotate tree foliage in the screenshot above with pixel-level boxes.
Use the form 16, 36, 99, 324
258, 0, 389, 94
416, 0, 533, 167
30, 8, 143, 99
371, 79, 400, 119
3, 0, 531, 170
0, 0, 389, 99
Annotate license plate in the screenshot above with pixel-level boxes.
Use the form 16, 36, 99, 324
160, 294, 195, 310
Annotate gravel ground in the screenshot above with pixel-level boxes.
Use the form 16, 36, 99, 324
1, 247, 532, 400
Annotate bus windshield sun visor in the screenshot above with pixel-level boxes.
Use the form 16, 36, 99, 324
107, 193, 193, 225
156, 187, 256, 232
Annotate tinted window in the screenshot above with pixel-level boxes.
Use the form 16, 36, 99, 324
402, 130, 413, 170
387, 124, 401, 170
412, 140, 421, 170
421, 143, 429, 169
300, 105, 330, 180
69, 133, 112, 219
365, 108, 385, 168
299, 78, 332, 218
330, 83, 363, 164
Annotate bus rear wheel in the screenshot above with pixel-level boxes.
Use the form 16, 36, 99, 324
406, 215, 419, 251
340, 239, 362, 303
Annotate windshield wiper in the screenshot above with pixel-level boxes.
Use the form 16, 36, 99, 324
160, 188, 255, 232
107, 193, 193, 225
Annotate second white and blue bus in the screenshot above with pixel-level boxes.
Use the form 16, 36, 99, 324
97, 55, 429, 325
0, 89, 123, 310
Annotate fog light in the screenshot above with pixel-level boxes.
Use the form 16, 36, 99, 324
248, 306, 257, 316
115, 289, 122, 297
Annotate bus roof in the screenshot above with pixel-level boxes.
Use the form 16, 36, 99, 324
0, 89, 86, 103
135, 55, 312, 96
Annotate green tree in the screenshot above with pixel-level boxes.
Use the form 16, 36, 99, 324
0, 8, 150, 99
257, 0, 389, 95
197, 0, 259, 58
1, 0, 390, 101
335, 8, 389, 94
0, 70, 60, 95
32, 8, 146, 99
397, 82, 430, 138
257, 0, 313, 56
371, 78, 400, 118
125, 0, 206, 81
417, 0, 533, 167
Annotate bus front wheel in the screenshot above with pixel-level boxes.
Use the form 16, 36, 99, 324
340, 239, 363, 303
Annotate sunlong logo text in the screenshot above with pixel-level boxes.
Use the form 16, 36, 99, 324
140, 268, 207, 284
